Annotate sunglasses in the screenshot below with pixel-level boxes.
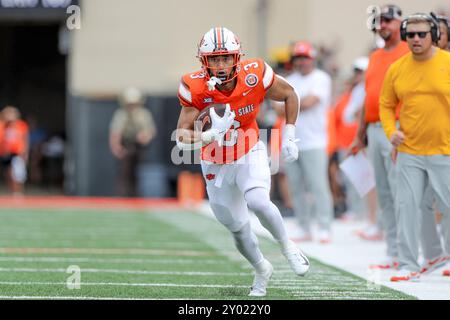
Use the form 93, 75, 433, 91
406, 31, 430, 39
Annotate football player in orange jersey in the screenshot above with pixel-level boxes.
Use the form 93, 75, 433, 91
175, 27, 309, 297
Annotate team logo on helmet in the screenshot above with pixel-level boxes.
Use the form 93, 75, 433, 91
245, 74, 258, 87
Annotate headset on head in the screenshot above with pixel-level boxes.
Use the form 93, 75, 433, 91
400, 13, 440, 43
433, 13, 450, 40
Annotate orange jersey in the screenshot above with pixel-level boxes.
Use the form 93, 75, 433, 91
333, 90, 357, 149
178, 58, 275, 164
326, 108, 337, 156
0, 120, 29, 155
364, 41, 409, 123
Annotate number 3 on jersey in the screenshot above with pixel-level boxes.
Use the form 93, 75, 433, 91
223, 119, 241, 147
222, 61, 258, 147
243, 61, 258, 71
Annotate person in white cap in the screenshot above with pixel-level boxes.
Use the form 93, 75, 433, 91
342, 57, 369, 125
109, 87, 157, 197
281, 41, 334, 244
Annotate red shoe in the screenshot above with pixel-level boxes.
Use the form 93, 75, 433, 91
338, 212, 357, 223
355, 225, 383, 241
318, 230, 331, 244
291, 235, 313, 243
420, 255, 448, 274
369, 257, 399, 270
359, 233, 383, 241
390, 270, 420, 282
291, 229, 313, 243
442, 262, 450, 276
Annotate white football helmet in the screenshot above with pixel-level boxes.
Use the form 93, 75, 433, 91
197, 27, 242, 83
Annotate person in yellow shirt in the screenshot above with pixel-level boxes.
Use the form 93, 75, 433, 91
418, 13, 450, 277
379, 13, 450, 282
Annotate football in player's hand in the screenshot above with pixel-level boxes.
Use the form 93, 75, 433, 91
195, 103, 227, 132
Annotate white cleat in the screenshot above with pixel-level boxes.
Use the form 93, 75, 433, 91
248, 259, 273, 297
283, 240, 310, 276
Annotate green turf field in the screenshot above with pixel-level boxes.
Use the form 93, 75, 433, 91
0, 207, 415, 300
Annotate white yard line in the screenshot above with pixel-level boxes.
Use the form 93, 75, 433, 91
0, 247, 215, 256
0, 295, 201, 300
0, 257, 223, 264
0, 281, 248, 288
0, 267, 249, 276
0, 281, 310, 290
0, 296, 214, 300
0, 296, 148, 300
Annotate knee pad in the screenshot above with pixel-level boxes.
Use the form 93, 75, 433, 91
210, 202, 248, 233
232, 222, 259, 252
245, 187, 271, 213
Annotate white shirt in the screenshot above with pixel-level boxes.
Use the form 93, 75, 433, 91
343, 82, 365, 124
286, 69, 332, 150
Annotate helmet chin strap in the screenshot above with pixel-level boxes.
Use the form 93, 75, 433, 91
206, 68, 238, 91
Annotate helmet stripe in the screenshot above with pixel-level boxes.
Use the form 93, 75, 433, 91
216, 27, 222, 49
213, 28, 217, 50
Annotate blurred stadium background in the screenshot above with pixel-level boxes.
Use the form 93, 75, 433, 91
0, 0, 447, 197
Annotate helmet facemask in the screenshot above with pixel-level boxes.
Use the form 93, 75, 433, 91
200, 52, 241, 83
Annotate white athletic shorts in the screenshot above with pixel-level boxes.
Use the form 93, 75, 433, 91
201, 141, 271, 232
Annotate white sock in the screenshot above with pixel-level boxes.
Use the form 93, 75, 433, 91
244, 187, 291, 251
231, 222, 264, 268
